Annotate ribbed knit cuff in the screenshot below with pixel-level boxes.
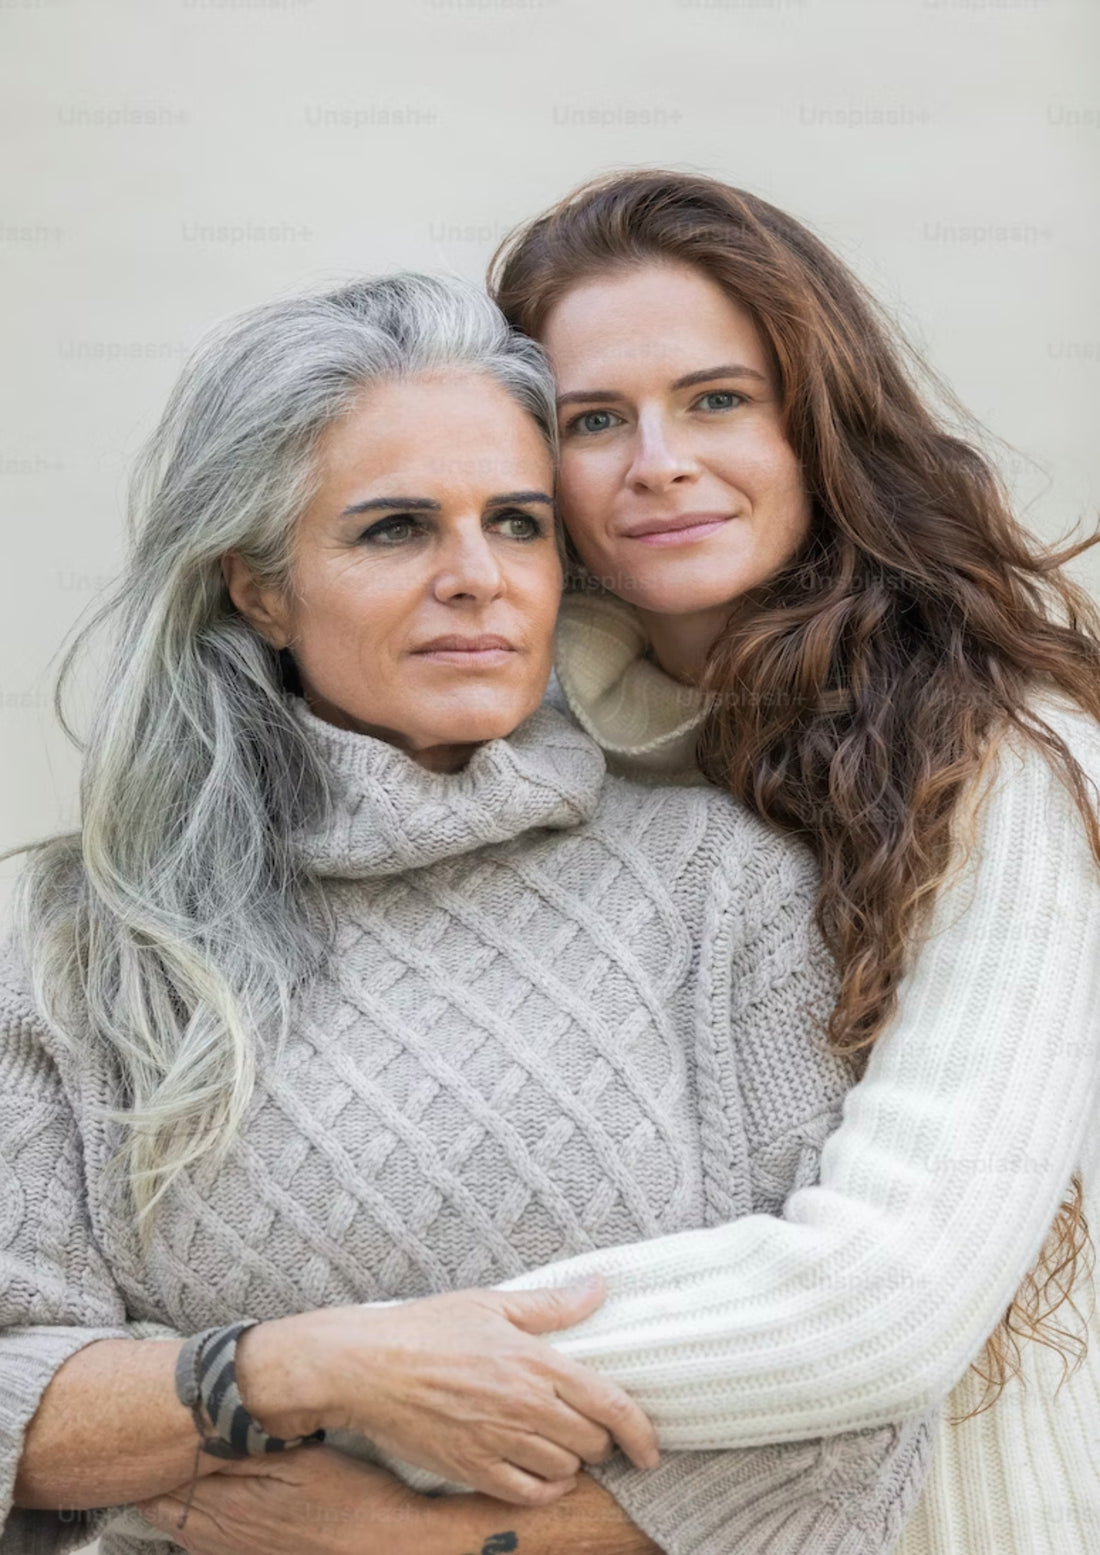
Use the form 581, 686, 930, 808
0, 1324, 134, 1555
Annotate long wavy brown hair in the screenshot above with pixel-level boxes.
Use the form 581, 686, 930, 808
489, 169, 1100, 1410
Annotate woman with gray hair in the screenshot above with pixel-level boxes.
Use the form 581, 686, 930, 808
1, 274, 929, 1555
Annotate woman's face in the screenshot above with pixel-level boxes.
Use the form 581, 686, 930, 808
541, 260, 812, 638
224, 370, 561, 771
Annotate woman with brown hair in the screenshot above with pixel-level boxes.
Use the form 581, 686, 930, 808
466, 170, 1100, 1552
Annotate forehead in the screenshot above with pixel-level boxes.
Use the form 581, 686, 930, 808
310, 369, 552, 506
541, 262, 770, 384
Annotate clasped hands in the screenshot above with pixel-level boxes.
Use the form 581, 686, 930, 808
135, 1441, 654, 1555
134, 1446, 456, 1555
135, 1274, 661, 1554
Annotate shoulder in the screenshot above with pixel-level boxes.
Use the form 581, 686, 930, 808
963, 691, 1100, 840
0, 930, 68, 1095
0, 927, 37, 1020
1000, 689, 1100, 773
923, 691, 1100, 952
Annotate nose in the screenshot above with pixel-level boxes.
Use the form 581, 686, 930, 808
624, 408, 700, 495
432, 521, 504, 604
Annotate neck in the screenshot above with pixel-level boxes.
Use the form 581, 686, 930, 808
409, 742, 482, 773
636, 603, 733, 685
301, 690, 483, 773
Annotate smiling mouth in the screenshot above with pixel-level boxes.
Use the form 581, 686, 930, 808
620, 513, 733, 546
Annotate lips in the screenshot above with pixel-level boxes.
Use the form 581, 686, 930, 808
410, 635, 518, 667
618, 512, 733, 547
412, 635, 516, 654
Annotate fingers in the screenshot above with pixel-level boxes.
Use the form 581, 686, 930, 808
522, 1398, 615, 1466
472, 1461, 580, 1507
496, 1432, 584, 1482
133, 1493, 197, 1547
554, 1369, 660, 1472
494, 1274, 607, 1335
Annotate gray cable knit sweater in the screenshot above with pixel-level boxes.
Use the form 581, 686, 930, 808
0, 700, 931, 1555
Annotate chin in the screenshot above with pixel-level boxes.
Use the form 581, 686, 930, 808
616, 572, 748, 617
581, 545, 753, 617
420, 696, 542, 749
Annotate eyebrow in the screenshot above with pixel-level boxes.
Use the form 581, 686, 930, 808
341, 491, 553, 517
485, 491, 554, 509
555, 363, 768, 408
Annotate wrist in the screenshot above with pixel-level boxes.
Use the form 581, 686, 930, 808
420, 1476, 659, 1555
232, 1312, 332, 1440
419, 1491, 512, 1555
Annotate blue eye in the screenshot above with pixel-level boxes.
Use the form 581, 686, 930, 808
565, 409, 622, 436
696, 390, 744, 412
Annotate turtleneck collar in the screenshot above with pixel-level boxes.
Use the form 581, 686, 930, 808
287, 696, 607, 879
553, 590, 712, 782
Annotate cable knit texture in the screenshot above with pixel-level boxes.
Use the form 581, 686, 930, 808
535, 588, 1100, 1555
0, 701, 931, 1555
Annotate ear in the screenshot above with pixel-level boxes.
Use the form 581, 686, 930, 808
221, 551, 292, 650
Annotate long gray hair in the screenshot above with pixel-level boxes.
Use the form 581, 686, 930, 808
3, 274, 558, 1248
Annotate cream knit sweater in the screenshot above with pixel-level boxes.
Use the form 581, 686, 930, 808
513, 590, 1100, 1555
0, 702, 931, 1555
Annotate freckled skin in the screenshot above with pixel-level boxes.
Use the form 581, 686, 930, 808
542, 262, 812, 681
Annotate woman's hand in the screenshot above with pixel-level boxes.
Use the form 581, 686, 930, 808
302, 1273, 660, 1505
135, 1445, 661, 1555
134, 1447, 424, 1555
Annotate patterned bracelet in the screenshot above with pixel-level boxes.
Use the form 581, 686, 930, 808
173, 1319, 325, 1531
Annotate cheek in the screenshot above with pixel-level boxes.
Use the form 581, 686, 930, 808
517, 550, 565, 632
722, 433, 810, 537
767, 448, 812, 531
557, 451, 620, 559
292, 563, 394, 675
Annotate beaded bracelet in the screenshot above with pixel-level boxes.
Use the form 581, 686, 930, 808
173, 1319, 325, 1531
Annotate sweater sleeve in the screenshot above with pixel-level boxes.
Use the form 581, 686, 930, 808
0, 972, 137, 1554
485, 711, 1100, 1446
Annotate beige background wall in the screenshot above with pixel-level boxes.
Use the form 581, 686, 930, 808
0, 1, 1096, 1543
3, 0, 1099, 923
